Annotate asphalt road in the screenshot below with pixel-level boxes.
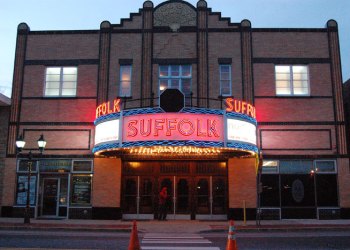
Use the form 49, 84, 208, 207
1, 229, 350, 249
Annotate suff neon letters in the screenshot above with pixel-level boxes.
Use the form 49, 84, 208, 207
123, 113, 223, 142
96, 99, 121, 118
225, 98, 256, 119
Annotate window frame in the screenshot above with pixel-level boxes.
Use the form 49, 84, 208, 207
119, 65, 132, 97
314, 160, 337, 174
275, 65, 310, 96
262, 160, 279, 174
158, 65, 192, 97
219, 64, 232, 96
44, 66, 78, 97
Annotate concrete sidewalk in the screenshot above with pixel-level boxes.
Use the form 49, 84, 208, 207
0, 217, 349, 233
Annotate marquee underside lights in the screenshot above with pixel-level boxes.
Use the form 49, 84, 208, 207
93, 98, 258, 156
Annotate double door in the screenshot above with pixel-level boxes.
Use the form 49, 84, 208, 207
122, 161, 227, 220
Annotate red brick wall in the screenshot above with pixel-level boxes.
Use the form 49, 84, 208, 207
109, 33, 143, 102
228, 158, 257, 208
253, 32, 329, 58
92, 158, 121, 207
26, 34, 99, 60
208, 33, 242, 100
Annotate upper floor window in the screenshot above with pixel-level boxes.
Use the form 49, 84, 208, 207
219, 64, 232, 96
275, 65, 309, 96
45, 67, 77, 97
119, 65, 132, 97
159, 65, 191, 97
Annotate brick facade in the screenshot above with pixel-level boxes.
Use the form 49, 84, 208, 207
2, 0, 348, 220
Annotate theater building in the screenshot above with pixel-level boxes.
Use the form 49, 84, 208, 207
2, 0, 349, 220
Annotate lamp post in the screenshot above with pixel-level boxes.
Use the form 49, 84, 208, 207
16, 134, 46, 224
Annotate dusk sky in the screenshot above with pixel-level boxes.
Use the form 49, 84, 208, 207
1, 0, 349, 98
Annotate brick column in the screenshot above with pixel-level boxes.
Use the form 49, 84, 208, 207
97, 21, 111, 105
327, 20, 347, 155
228, 157, 257, 219
7, 23, 29, 156
141, 1, 154, 107
241, 20, 254, 104
197, 0, 208, 107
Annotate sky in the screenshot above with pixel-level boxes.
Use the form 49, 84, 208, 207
0, 0, 349, 98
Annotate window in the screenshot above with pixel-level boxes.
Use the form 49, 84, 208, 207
45, 67, 77, 97
71, 175, 92, 205
314, 160, 336, 173
159, 65, 191, 97
119, 65, 132, 97
275, 65, 309, 96
262, 160, 279, 174
219, 64, 232, 96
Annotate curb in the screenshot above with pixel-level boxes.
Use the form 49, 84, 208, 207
0, 223, 132, 232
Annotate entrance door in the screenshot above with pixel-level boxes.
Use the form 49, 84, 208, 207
121, 161, 227, 220
195, 176, 227, 220
158, 176, 191, 219
41, 178, 59, 216
122, 176, 155, 219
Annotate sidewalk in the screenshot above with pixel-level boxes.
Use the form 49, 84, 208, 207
0, 217, 349, 233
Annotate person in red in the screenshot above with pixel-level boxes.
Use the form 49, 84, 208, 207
158, 187, 168, 220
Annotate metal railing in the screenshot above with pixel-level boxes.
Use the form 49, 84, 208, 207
118, 92, 232, 111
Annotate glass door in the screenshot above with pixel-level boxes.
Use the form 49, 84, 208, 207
41, 178, 59, 216
195, 177, 210, 215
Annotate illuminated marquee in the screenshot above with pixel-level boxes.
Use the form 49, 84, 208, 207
93, 98, 258, 154
123, 113, 223, 142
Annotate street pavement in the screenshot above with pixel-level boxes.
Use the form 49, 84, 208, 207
0, 217, 349, 233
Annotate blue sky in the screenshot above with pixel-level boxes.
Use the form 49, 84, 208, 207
0, 0, 349, 97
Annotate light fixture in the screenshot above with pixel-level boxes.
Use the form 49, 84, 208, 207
37, 134, 47, 153
15, 134, 26, 152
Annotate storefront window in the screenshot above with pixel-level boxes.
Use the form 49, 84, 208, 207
280, 174, 315, 207
16, 175, 37, 205
72, 160, 93, 172
71, 175, 92, 205
316, 175, 338, 206
260, 175, 280, 207
279, 160, 313, 174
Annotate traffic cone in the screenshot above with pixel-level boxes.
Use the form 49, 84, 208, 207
127, 220, 141, 250
226, 220, 238, 250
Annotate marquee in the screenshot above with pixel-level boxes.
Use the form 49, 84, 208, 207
93, 98, 258, 155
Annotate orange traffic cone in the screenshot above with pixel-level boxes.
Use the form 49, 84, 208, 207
226, 220, 238, 250
128, 220, 141, 250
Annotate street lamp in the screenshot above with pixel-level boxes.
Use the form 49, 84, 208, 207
16, 134, 46, 224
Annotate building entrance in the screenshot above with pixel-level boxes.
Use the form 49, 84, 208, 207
121, 161, 227, 220
38, 175, 68, 218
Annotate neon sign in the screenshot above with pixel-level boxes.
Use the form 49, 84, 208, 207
96, 99, 121, 119
123, 113, 223, 142
225, 98, 256, 119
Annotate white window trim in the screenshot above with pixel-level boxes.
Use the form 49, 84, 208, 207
275, 65, 310, 96
44, 66, 78, 97
219, 64, 232, 96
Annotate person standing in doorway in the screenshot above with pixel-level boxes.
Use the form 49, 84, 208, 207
158, 187, 168, 220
